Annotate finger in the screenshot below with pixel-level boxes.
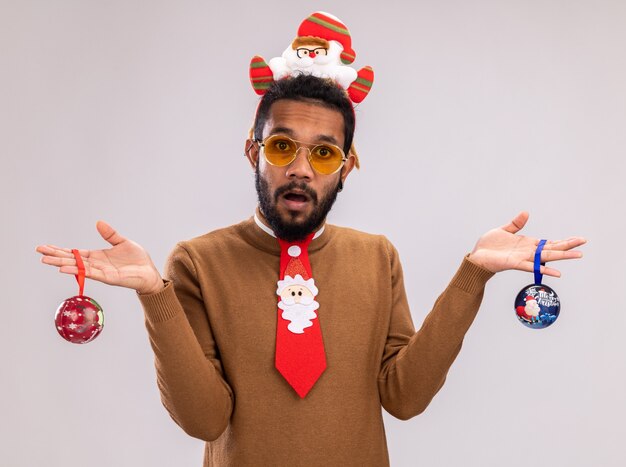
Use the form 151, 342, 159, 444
58, 265, 85, 275
36, 245, 91, 259
545, 237, 587, 251
59, 262, 103, 281
41, 255, 79, 267
41, 252, 101, 268
97, 220, 126, 246
540, 249, 584, 262
36, 245, 72, 258
502, 211, 529, 234
518, 261, 562, 278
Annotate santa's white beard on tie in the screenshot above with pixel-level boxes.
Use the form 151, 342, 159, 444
278, 300, 320, 334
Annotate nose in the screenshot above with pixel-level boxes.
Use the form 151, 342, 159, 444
309, 51, 316, 58
285, 147, 314, 180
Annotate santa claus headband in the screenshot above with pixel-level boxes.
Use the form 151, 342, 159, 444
249, 11, 374, 104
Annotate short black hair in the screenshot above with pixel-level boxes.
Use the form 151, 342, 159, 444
253, 74, 355, 154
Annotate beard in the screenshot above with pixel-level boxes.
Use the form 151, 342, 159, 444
255, 164, 341, 242
277, 300, 320, 334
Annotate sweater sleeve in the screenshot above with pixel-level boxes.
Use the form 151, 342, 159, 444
378, 241, 494, 420
137, 242, 233, 441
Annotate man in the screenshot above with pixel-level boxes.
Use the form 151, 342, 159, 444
36, 75, 585, 465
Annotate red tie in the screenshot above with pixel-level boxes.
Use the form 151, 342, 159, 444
275, 234, 327, 398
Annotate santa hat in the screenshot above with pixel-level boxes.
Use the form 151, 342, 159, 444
525, 295, 536, 302
297, 11, 356, 65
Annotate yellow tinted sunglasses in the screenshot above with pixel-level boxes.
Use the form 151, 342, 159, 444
256, 134, 347, 175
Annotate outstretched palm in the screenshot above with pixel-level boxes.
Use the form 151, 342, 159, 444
468, 211, 586, 276
36, 221, 163, 294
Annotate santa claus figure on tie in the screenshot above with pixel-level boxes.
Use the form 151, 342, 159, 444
276, 274, 320, 334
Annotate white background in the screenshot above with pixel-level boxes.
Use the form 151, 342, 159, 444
2, 1, 624, 466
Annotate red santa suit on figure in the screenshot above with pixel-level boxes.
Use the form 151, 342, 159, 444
516, 295, 541, 323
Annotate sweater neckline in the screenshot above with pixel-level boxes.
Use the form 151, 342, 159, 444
237, 208, 334, 256
253, 211, 326, 240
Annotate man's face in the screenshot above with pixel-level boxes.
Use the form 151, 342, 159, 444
246, 99, 355, 241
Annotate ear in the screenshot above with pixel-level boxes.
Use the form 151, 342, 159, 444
339, 153, 357, 185
244, 138, 259, 171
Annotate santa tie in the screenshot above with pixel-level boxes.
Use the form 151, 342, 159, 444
275, 234, 327, 398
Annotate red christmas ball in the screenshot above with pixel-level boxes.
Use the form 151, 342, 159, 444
55, 295, 104, 344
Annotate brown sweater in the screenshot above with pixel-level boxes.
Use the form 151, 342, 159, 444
137, 215, 494, 466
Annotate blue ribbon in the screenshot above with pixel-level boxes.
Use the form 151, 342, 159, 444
534, 239, 547, 285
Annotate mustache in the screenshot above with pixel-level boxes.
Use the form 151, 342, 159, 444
274, 181, 318, 204
280, 295, 316, 306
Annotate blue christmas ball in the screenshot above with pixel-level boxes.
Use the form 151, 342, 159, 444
514, 284, 560, 329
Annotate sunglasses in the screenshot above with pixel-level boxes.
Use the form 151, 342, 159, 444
256, 134, 347, 175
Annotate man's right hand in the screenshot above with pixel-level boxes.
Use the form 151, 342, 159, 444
36, 220, 164, 295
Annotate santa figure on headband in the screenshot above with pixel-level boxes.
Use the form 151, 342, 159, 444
250, 11, 374, 103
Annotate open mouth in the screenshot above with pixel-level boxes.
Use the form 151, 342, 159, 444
280, 189, 313, 211
284, 192, 310, 203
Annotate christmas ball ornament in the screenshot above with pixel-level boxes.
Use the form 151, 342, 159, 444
55, 249, 105, 343
55, 295, 104, 343
514, 284, 560, 329
514, 239, 561, 329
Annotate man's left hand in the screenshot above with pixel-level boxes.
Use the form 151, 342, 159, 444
468, 211, 586, 276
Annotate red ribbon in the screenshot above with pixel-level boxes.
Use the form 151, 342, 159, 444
71, 249, 85, 296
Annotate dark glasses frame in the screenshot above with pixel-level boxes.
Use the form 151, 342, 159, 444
295, 47, 329, 59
